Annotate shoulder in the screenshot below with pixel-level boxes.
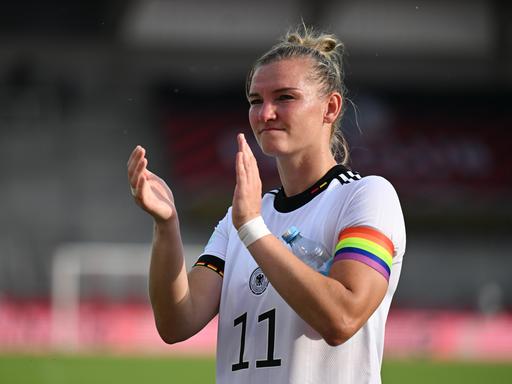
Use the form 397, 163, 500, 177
338, 175, 399, 202
326, 173, 403, 225
344, 174, 395, 190
339, 175, 406, 255
212, 206, 234, 233
359, 175, 396, 190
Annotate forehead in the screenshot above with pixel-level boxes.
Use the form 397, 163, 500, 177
250, 58, 316, 93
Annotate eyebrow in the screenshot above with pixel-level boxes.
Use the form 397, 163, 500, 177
248, 87, 301, 98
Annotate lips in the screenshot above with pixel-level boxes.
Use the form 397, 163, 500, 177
259, 127, 285, 134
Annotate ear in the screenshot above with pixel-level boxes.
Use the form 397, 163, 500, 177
323, 92, 342, 124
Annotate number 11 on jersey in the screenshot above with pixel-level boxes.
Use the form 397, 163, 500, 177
231, 308, 282, 371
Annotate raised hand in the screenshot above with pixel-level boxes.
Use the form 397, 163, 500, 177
232, 133, 263, 229
127, 145, 175, 222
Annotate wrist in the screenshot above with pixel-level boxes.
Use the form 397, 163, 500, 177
237, 216, 271, 247
153, 215, 179, 233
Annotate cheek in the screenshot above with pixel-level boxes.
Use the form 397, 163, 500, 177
248, 108, 259, 130
302, 103, 325, 126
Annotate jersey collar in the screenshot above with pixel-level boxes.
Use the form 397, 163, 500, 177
271, 164, 355, 213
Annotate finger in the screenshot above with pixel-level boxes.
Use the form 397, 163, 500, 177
238, 134, 252, 171
130, 149, 147, 181
130, 157, 147, 188
237, 133, 245, 153
129, 155, 142, 186
235, 151, 247, 189
132, 172, 146, 200
127, 146, 145, 178
236, 133, 249, 177
239, 134, 260, 187
138, 172, 146, 192
241, 134, 255, 159
127, 145, 143, 169
241, 135, 258, 179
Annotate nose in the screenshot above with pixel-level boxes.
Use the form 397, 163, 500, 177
259, 102, 277, 122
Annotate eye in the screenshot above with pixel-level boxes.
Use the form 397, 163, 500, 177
249, 98, 262, 105
277, 94, 294, 101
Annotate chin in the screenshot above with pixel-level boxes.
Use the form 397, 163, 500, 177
257, 137, 289, 157
258, 142, 288, 158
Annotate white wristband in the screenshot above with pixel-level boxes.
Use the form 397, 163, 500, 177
237, 216, 271, 247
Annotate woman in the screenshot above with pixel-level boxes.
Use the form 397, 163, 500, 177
127, 26, 405, 384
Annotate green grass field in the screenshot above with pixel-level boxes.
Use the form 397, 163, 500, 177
0, 355, 511, 383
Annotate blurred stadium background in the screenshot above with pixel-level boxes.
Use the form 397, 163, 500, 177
1, 0, 511, 382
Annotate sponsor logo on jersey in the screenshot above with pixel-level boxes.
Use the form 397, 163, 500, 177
249, 267, 269, 295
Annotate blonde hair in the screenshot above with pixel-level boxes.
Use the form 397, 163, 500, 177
246, 25, 350, 165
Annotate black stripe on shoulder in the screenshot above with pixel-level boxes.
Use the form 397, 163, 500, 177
335, 169, 362, 185
193, 254, 225, 277
265, 189, 280, 196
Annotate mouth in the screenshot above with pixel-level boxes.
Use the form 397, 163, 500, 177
259, 127, 285, 134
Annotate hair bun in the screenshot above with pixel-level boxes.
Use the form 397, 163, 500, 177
286, 34, 302, 45
317, 37, 337, 53
285, 28, 343, 58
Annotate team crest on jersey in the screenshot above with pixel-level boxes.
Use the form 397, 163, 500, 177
249, 267, 269, 295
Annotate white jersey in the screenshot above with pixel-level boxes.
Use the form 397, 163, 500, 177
197, 165, 406, 384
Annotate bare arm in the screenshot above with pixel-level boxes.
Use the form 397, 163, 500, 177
247, 236, 387, 346
232, 134, 388, 346
127, 146, 221, 344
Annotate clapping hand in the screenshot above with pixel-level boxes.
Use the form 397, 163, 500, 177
127, 146, 176, 222
232, 134, 263, 229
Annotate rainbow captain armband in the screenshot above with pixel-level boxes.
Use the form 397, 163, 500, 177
333, 226, 394, 281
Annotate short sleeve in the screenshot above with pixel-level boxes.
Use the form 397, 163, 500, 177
332, 176, 406, 280
200, 207, 232, 262
193, 208, 232, 277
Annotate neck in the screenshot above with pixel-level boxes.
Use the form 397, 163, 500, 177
276, 151, 337, 196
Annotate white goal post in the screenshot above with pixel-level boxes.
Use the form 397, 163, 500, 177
51, 242, 204, 350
